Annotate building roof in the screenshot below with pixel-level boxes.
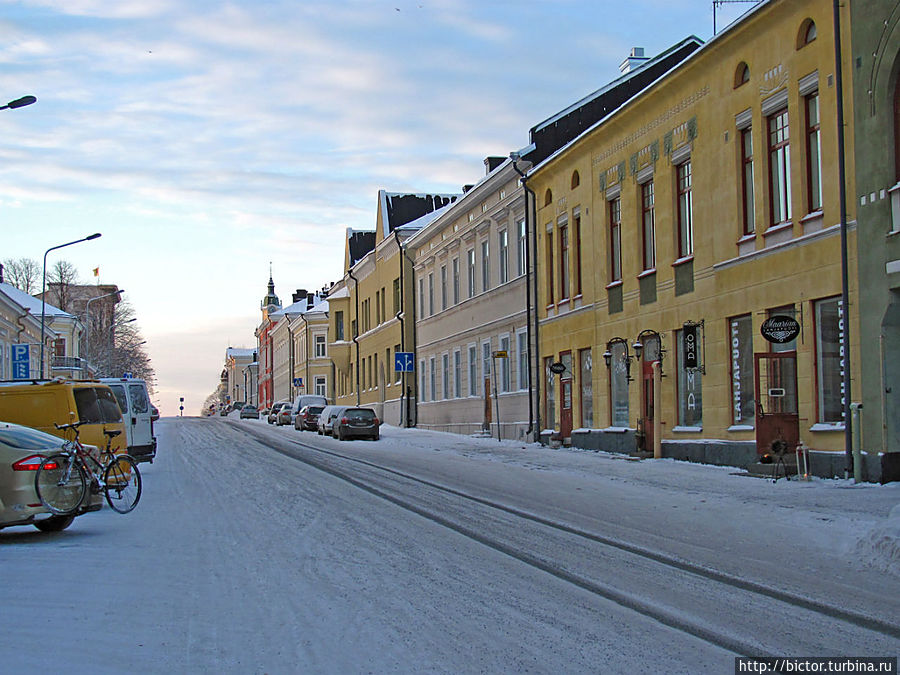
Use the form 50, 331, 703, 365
0, 281, 72, 319
378, 190, 459, 239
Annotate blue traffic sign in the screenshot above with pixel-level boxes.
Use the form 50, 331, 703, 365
394, 352, 414, 373
11, 344, 30, 380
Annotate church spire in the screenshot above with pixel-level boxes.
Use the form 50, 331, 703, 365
261, 264, 281, 318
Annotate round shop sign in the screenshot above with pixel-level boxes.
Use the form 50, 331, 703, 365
760, 315, 800, 344
549, 361, 566, 374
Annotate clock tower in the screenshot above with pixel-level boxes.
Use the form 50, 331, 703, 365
260, 268, 281, 321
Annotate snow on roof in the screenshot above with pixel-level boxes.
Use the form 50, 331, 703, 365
0, 281, 72, 319
226, 347, 256, 359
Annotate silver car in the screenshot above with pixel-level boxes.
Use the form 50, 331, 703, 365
0, 421, 103, 532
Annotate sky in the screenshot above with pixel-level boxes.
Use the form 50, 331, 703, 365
0, 0, 756, 416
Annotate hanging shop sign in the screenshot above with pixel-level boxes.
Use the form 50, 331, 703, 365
682, 323, 699, 369
760, 315, 800, 344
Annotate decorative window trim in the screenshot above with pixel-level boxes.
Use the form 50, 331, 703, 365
671, 143, 692, 165
735, 108, 753, 130
605, 183, 621, 201
761, 88, 789, 116
636, 165, 654, 184
798, 70, 819, 96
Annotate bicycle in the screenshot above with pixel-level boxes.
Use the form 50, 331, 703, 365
35, 421, 142, 515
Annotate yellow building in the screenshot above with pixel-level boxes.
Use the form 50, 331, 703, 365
528, 0, 857, 475
329, 191, 456, 424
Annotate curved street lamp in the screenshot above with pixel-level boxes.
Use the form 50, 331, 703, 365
39, 233, 102, 377
0, 95, 36, 111
84, 288, 124, 373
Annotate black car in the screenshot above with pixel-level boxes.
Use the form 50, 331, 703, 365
294, 405, 325, 431
334, 407, 379, 441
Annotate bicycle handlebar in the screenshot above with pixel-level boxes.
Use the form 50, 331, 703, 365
54, 421, 85, 431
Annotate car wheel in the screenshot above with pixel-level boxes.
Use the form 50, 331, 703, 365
34, 515, 76, 532
372, 433, 379, 441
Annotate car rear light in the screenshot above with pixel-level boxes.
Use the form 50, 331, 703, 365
12, 455, 48, 471
373, 418, 379, 426
340, 417, 349, 424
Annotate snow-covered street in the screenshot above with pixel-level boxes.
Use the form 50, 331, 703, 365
1, 416, 897, 674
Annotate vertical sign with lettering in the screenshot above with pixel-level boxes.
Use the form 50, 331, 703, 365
683, 323, 699, 370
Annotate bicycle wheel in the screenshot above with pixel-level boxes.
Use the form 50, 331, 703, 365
35, 453, 87, 516
103, 455, 142, 514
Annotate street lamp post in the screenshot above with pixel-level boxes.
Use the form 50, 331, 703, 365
39, 233, 102, 378
0, 95, 36, 111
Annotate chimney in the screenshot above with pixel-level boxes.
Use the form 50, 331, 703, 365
484, 156, 506, 175
307, 292, 315, 310
619, 47, 649, 74
0, 263, 4, 284
292, 289, 307, 304
462, 184, 474, 193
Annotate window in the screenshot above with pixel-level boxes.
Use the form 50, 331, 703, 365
559, 220, 569, 300
741, 128, 755, 235
375, 291, 380, 326
815, 297, 844, 423
573, 210, 583, 296
394, 344, 402, 383
452, 258, 459, 305
641, 181, 656, 271
806, 92, 822, 212
729, 315, 755, 426
798, 19, 816, 48
768, 108, 792, 226
517, 330, 528, 391
545, 357, 556, 428
428, 272, 434, 316
468, 345, 478, 396
418, 278, 425, 318
579, 348, 593, 428
453, 350, 461, 398
609, 342, 629, 427
393, 278, 400, 315
544, 189, 552, 207
734, 62, 750, 88
315, 376, 326, 397
571, 170, 580, 189
609, 197, 622, 282
516, 218, 527, 277
335, 311, 344, 341
442, 353, 450, 400
481, 240, 490, 292
677, 330, 703, 428
676, 161, 693, 258
314, 335, 326, 358
482, 340, 491, 396
419, 359, 426, 402
440, 265, 447, 311
467, 249, 476, 298
498, 230, 509, 284
545, 225, 555, 302
499, 335, 510, 393
429, 356, 436, 402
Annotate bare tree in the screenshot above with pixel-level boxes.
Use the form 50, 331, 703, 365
1, 257, 41, 293
86, 300, 156, 393
47, 260, 81, 311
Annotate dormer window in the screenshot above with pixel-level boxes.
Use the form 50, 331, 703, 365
735, 62, 750, 88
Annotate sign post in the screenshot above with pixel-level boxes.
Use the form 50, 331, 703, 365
11, 344, 30, 380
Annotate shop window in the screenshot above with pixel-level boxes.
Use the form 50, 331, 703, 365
677, 330, 703, 428
814, 297, 844, 424
729, 315, 755, 426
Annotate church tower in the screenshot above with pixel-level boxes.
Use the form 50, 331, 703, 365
260, 266, 281, 322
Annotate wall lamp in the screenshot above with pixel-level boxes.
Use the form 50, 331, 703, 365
603, 337, 632, 381
633, 329, 666, 377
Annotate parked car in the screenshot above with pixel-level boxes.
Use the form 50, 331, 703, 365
287, 394, 328, 427
317, 405, 348, 436
0, 421, 103, 532
239, 404, 259, 419
267, 402, 290, 425
294, 405, 325, 431
102, 378, 157, 464
334, 408, 380, 441
275, 405, 293, 426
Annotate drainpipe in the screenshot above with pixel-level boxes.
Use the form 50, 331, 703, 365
348, 268, 361, 405
511, 155, 539, 441
299, 311, 310, 396
393, 228, 413, 427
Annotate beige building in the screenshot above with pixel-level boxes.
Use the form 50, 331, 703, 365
224, 347, 256, 405
286, 290, 331, 401
408, 158, 533, 439
329, 191, 457, 424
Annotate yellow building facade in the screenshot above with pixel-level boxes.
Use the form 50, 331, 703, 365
529, 0, 858, 474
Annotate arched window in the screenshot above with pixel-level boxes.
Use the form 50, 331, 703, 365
571, 171, 580, 189
544, 189, 553, 207
798, 19, 816, 49
734, 62, 750, 88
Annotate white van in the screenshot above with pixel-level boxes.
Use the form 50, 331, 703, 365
288, 394, 328, 423
102, 377, 157, 463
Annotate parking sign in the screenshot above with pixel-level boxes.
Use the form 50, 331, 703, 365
11, 344, 30, 380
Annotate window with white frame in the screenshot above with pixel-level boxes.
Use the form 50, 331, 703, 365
768, 108, 791, 226
429, 356, 436, 402
418, 278, 425, 318
314, 334, 326, 358
499, 335, 510, 392
467, 249, 476, 298
676, 160, 693, 258
453, 349, 461, 398
314, 376, 326, 397
516, 218, 527, 277
468, 344, 477, 396
442, 353, 450, 400
482, 340, 491, 395
419, 359, 426, 402
481, 240, 490, 292
806, 91, 822, 213
452, 257, 459, 305
517, 330, 528, 391
428, 272, 434, 316
499, 229, 508, 284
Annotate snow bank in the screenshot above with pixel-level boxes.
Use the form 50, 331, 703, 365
854, 503, 900, 576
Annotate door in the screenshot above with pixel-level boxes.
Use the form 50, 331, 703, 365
560, 377, 573, 440
127, 382, 153, 448
754, 352, 799, 456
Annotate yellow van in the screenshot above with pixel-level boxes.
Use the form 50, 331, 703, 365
0, 380, 127, 453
